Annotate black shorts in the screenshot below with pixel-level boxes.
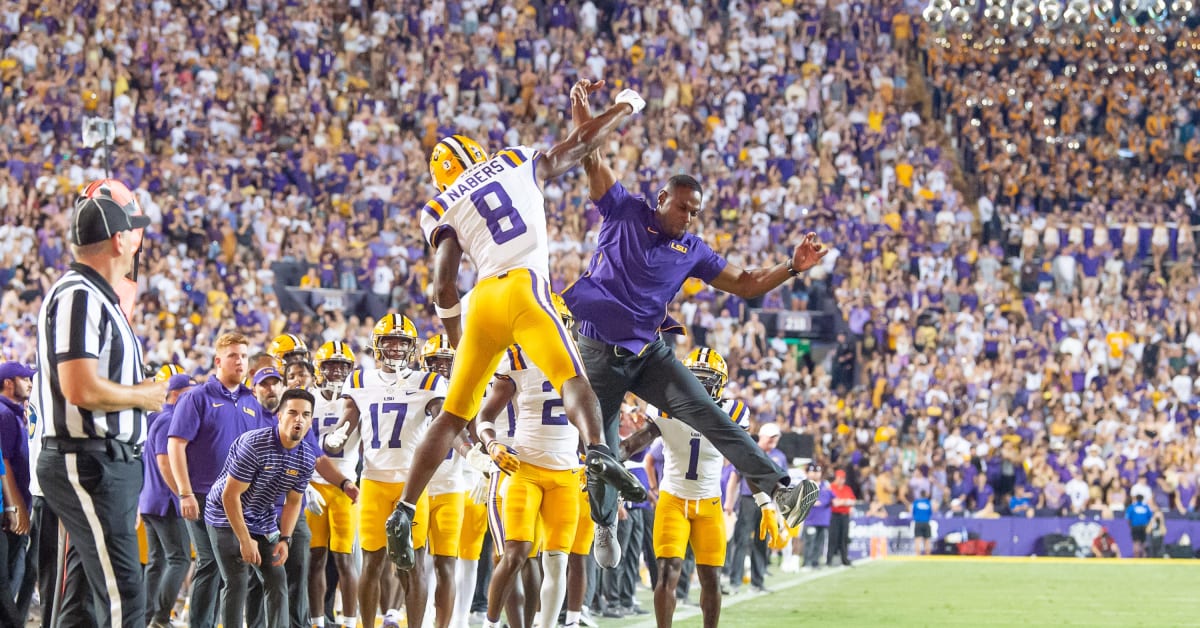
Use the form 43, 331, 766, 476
1130, 525, 1147, 543
914, 522, 932, 538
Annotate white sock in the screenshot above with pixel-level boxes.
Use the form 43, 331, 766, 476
565, 609, 581, 626
310, 618, 325, 627
343, 618, 358, 628
453, 559, 479, 628
538, 551, 569, 628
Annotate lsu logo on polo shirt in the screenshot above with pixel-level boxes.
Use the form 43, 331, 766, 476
243, 407, 256, 417
670, 242, 688, 254
286, 469, 300, 476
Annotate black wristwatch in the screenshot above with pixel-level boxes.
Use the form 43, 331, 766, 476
786, 262, 801, 277
280, 535, 293, 547
340, 478, 354, 492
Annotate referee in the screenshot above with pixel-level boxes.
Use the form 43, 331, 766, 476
31, 180, 167, 628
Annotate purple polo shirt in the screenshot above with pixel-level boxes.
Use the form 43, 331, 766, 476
205, 426, 317, 536
168, 377, 272, 496
806, 482, 834, 527
564, 182, 727, 354
140, 403, 178, 517
0, 395, 31, 509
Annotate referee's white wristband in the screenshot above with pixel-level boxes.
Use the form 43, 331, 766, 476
753, 492, 773, 508
435, 302, 462, 318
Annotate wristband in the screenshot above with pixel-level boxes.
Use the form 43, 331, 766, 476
435, 302, 462, 318
340, 478, 353, 492
753, 492, 773, 508
476, 421, 496, 436
180, 493, 194, 499
786, 262, 801, 277
280, 535, 293, 546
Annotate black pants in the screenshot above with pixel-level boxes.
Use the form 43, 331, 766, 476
827, 513, 851, 566
143, 511, 190, 625
208, 526, 288, 628
184, 496, 221, 628
0, 529, 22, 627
37, 449, 145, 628
247, 515, 310, 628
727, 495, 766, 589
32, 496, 64, 628
803, 525, 828, 568
577, 335, 788, 525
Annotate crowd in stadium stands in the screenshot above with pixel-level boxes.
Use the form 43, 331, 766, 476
1, 0, 1199, 589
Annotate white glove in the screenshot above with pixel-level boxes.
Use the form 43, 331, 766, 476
324, 422, 351, 451
614, 89, 646, 115
465, 446, 494, 477
469, 476, 490, 505
305, 485, 326, 516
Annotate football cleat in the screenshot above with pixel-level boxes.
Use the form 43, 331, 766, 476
385, 501, 417, 571
774, 479, 822, 529
585, 447, 647, 503
593, 523, 621, 569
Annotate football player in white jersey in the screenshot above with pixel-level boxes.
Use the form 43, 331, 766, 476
622, 347, 790, 628
474, 294, 585, 628
306, 341, 361, 628
392, 84, 650, 571
323, 314, 444, 628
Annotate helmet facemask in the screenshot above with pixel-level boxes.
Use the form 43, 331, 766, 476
689, 366, 727, 401
375, 335, 415, 373
318, 359, 353, 396
424, 354, 454, 379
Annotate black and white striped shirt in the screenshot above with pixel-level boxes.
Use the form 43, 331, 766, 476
33, 263, 147, 445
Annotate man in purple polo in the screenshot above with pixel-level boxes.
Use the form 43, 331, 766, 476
141, 373, 194, 628
168, 332, 272, 628
802, 463, 833, 570
0, 361, 35, 623
566, 79, 828, 551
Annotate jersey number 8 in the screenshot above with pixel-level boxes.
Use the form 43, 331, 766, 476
472, 182, 528, 244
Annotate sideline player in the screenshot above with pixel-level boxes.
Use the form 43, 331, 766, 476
322, 314, 440, 628
306, 341, 362, 627
567, 79, 824, 534
621, 348, 790, 628
390, 84, 651, 570
474, 294, 583, 628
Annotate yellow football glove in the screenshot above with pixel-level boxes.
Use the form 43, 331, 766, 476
759, 504, 791, 551
487, 441, 521, 475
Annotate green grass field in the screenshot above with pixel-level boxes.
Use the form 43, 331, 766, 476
613, 558, 1195, 628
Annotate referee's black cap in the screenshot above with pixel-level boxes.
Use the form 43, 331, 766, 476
70, 179, 151, 246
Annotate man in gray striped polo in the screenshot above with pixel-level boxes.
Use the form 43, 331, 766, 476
204, 387, 318, 628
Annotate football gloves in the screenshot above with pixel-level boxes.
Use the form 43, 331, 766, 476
759, 503, 791, 551
487, 441, 521, 475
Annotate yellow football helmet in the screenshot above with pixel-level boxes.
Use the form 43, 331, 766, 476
421, 334, 455, 378
550, 292, 574, 328
154, 364, 186, 383
683, 346, 729, 401
372, 314, 419, 371
314, 341, 356, 396
429, 135, 488, 191
267, 334, 310, 369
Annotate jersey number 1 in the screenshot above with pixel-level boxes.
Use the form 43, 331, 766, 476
685, 437, 700, 481
472, 182, 528, 244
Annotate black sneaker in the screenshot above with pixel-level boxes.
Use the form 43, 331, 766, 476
385, 501, 417, 570
586, 448, 648, 502
774, 479, 820, 528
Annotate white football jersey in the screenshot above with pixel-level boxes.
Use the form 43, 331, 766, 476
648, 400, 750, 500
494, 345, 579, 470
419, 147, 550, 281
309, 387, 360, 484
429, 449, 466, 496
341, 368, 446, 483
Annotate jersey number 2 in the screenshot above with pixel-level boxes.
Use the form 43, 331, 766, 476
472, 182, 528, 244
368, 402, 407, 449
541, 381, 567, 426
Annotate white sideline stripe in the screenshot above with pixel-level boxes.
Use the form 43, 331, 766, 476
622, 560, 876, 628
67, 453, 125, 626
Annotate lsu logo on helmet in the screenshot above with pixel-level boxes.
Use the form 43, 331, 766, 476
372, 314, 419, 372
683, 346, 729, 401
267, 334, 310, 369
421, 334, 455, 378
154, 364, 186, 383
429, 135, 488, 192
314, 341, 356, 396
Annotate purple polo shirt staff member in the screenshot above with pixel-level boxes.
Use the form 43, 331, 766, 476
564, 78, 830, 533
167, 332, 271, 628
802, 463, 834, 569
140, 373, 194, 628
205, 387, 318, 628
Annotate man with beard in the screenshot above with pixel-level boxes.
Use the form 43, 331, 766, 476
205, 387, 318, 628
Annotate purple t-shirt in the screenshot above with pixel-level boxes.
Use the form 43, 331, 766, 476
806, 483, 834, 527
564, 182, 727, 353
168, 377, 272, 495
140, 403, 179, 517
